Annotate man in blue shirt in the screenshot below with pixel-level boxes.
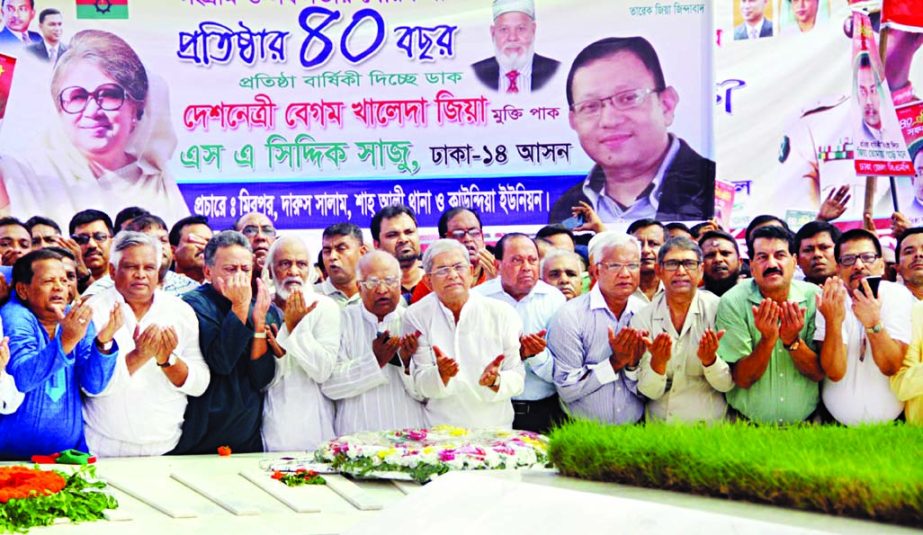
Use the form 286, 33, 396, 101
0, 249, 121, 459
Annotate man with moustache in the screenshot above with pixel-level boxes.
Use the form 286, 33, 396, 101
795, 221, 840, 286
262, 236, 341, 451
83, 215, 200, 298
699, 230, 742, 297
172, 231, 278, 454
323, 251, 426, 435
473, 233, 566, 433
0, 217, 31, 267
471, 0, 560, 94
634, 237, 733, 422
371, 205, 424, 304
0, 249, 122, 459
403, 239, 525, 428
716, 225, 824, 424
541, 248, 585, 300
547, 232, 647, 424
855, 55, 888, 144
69, 210, 113, 293
84, 232, 209, 457
628, 219, 665, 303
234, 212, 276, 282
549, 36, 715, 225
169, 216, 212, 284
896, 228, 923, 301
814, 229, 911, 425
316, 223, 366, 308
0, 0, 41, 50
411, 208, 496, 304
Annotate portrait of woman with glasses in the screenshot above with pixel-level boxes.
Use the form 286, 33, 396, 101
0, 29, 189, 227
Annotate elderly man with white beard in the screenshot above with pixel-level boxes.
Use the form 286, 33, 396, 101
322, 251, 427, 435
261, 236, 341, 451
471, 0, 560, 95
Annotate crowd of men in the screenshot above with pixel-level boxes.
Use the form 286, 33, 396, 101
0, 202, 922, 459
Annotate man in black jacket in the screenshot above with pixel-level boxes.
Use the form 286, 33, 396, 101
471, 0, 559, 94
549, 36, 714, 226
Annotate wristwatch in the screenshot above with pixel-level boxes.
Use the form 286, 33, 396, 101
783, 338, 801, 352
865, 323, 883, 335
158, 353, 178, 368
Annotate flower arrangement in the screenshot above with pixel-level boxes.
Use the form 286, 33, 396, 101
271, 469, 326, 487
0, 465, 118, 533
315, 425, 550, 483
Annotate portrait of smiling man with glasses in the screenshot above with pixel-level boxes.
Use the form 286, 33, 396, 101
549, 36, 715, 226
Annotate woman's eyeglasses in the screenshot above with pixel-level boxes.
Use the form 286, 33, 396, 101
59, 83, 132, 114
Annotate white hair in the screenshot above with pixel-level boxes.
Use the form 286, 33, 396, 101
422, 239, 471, 273
265, 235, 317, 295
540, 248, 585, 275
358, 250, 401, 278
588, 231, 641, 264
109, 231, 162, 272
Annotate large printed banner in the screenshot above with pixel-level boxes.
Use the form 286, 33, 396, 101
715, 0, 923, 230
0, 0, 714, 233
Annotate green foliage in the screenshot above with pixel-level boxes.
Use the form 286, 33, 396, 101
322, 454, 450, 484
549, 420, 923, 527
0, 466, 118, 533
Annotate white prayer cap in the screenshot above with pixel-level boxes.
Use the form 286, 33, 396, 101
493, 0, 535, 19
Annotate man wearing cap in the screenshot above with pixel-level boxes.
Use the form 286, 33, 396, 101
471, 0, 560, 95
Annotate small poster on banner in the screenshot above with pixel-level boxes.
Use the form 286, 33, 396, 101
714, 180, 735, 229
851, 11, 915, 177
76, 0, 129, 20
0, 54, 16, 121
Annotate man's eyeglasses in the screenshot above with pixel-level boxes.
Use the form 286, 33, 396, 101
839, 253, 879, 267
430, 262, 470, 278
571, 88, 661, 119
358, 276, 401, 291
241, 225, 277, 238
662, 259, 701, 272
447, 228, 482, 240
596, 261, 641, 273
59, 84, 134, 115
71, 232, 111, 245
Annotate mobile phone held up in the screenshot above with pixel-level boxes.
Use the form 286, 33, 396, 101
860, 276, 881, 299
561, 214, 584, 230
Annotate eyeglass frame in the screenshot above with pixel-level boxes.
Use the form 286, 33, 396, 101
240, 225, 277, 238
447, 228, 483, 240
570, 87, 663, 120
429, 262, 471, 278
358, 276, 401, 291
660, 259, 701, 272
838, 252, 880, 267
595, 261, 641, 273
58, 83, 137, 115
71, 232, 112, 245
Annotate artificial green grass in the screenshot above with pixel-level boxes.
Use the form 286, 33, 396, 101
548, 420, 923, 527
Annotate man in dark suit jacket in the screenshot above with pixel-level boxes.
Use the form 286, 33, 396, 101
550, 36, 715, 226
733, 0, 773, 40
0, 0, 40, 51
25, 8, 66, 63
470, 0, 560, 94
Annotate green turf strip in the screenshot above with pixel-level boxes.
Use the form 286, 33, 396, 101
548, 420, 923, 526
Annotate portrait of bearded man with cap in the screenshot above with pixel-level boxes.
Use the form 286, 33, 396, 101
471, 0, 561, 94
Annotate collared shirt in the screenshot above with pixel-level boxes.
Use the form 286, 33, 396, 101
472, 278, 566, 401
314, 279, 361, 309
0, 297, 119, 459
581, 136, 681, 229
716, 279, 820, 424
83, 271, 201, 299
262, 292, 341, 452
322, 305, 427, 435
632, 281, 665, 305
815, 281, 911, 425
499, 58, 533, 94
84, 288, 210, 457
547, 285, 646, 424
745, 20, 765, 39
633, 291, 734, 422
403, 292, 524, 429
892, 300, 923, 424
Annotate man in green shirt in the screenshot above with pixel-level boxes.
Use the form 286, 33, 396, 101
716, 225, 824, 424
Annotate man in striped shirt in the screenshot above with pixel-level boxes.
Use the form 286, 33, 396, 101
322, 251, 426, 435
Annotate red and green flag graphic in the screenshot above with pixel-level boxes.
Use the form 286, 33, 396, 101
76, 0, 129, 20
0, 54, 17, 120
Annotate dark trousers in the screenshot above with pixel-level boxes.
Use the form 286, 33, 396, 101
512, 394, 568, 435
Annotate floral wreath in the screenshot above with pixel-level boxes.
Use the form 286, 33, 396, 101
0, 466, 117, 532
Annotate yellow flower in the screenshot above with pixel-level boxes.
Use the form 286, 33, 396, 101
377, 448, 397, 460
